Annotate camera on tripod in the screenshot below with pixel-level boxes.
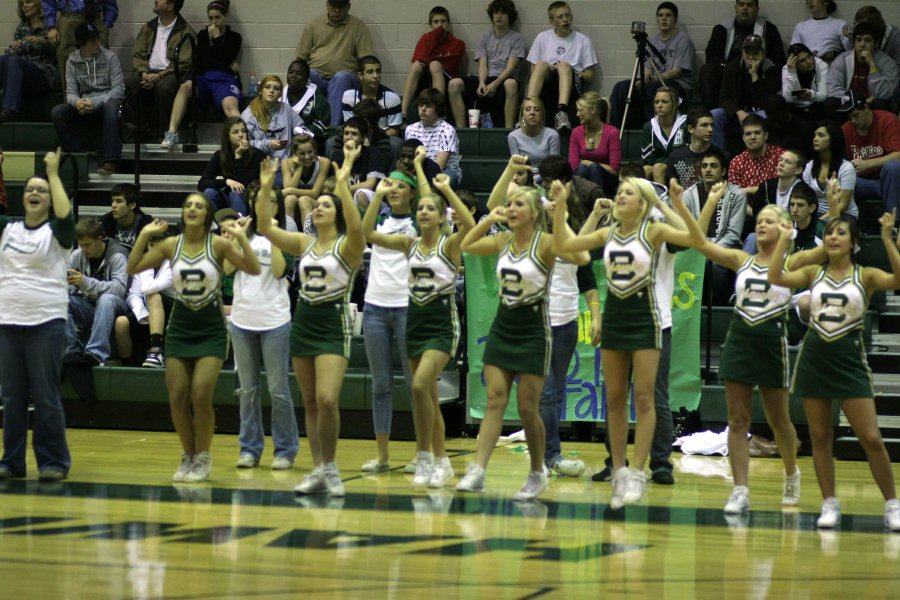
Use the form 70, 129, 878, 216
631, 21, 647, 37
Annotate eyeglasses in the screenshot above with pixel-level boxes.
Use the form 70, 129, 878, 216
24, 186, 50, 193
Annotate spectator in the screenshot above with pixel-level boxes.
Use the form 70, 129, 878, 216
826, 19, 899, 115
609, 1, 695, 130
699, 0, 786, 109
43, 0, 117, 84
525, 1, 598, 131
448, 0, 526, 129
743, 148, 806, 252
351, 98, 398, 169
199, 116, 266, 214
538, 154, 607, 215
284, 59, 331, 144
295, 0, 374, 127
396, 138, 440, 186
51, 22, 123, 175
162, 0, 242, 151
1, 0, 59, 123
341, 55, 401, 136
790, 0, 851, 63
241, 75, 303, 161
282, 133, 331, 226
128, 0, 196, 142
728, 114, 784, 196
840, 93, 900, 215
782, 43, 829, 123
642, 87, 688, 184
405, 88, 461, 188
568, 92, 621, 196
851, 7, 900, 72
764, 95, 814, 157
63, 217, 128, 366
332, 117, 386, 207
507, 96, 560, 170
789, 184, 824, 251
804, 118, 858, 221
666, 108, 717, 189
711, 34, 781, 153
400, 6, 465, 120
98, 183, 153, 251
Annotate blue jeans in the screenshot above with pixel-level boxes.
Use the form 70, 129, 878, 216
231, 322, 299, 461
742, 232, 758, 254
0, 55, 53, 113
855, 160, 900, 214
309, 69, 359, 127
574, 162, 618, 196
710, 108, 765, 152
539, 319, 578, 468
51, 99, 123, 163
0, 320, 71, 475
362, 304, 412, 435
203, 187, 248, 216
65, 293, 127, 363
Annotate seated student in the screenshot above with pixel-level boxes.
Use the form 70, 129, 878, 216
241, 75, 303, 161
851, 7, 900, 72
51, 22, 124, 175
448, 0, 526, 129
803, 119, 858, 222
64, 217, 128, 366
115, 231, 175, 368
405, 88, 462, 188
763, 94, 814, 155
728, 114, 784, 197
98, 183, 153, 252
742, 148, 807, 252
507, 96, 560, 171
1, 0, 59, 124
642, 87, 688, 185
666, 108, 717, 189
162, 0, 242, 151
782, 43, 829, 124
525, 1, 598, 131
331, 117, 387, 207
198, 116, 266, 214
351, 98, 399, 169
341, 55, 402, 136
609, 1, 695, 130
282, 133, 331, 226
395, 138, 440, 186
283, 59, 330, 144
538, 154, 607, 215
790, 0, 851, 64
400, 6, 465, 120
839, 95, 899, 215
711, 33, 781, 154
826, 19, 899, 115
568, 92, 621, 196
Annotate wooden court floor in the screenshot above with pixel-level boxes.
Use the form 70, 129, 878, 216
1, 429, 899, 599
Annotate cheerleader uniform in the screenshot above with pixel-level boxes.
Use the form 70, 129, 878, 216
405, 235, 460, 358
601, 220, 661, 350
719, 256, 792, 389
482, 231, 552, 376
792, 264, 874, 398
290, 234, 357, 358
166, 233, 228, 360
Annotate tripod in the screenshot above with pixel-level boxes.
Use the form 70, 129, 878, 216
620, 32, 667, 139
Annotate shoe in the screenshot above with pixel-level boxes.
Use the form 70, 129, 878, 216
651, 468, 675, 485
161, 131, 179, 150
552, 458, 585, 478
271, 456, 294, 470
412, 452, 434, 487
0, 109, 19, 123
404, 458, 418, 474
724, 486, 750, 514
592, 465, 613, 482
0, 465, 12, 480
782, 469, 801, 506
172, 454, 193, 482
184, 450, 212, 482
622, 468, 647, 505
96, 162, 118, 175
609, 467, 630, 509
456, 464, 486, 493
294, 467, 327, 495
38, 468, 67, 482
513, 470, 549, 501
321, 463, 345, 497
817, 497, 841, 529
85, 351, 104, 367
361, 458, 390, 473
142, 348, 165, 368
554, 110, 572, 131
235, 453, 258, 468
885, 499, 900, 532
428, 457, 454, 488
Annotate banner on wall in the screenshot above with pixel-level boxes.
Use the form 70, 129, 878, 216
465, 249, 706, 422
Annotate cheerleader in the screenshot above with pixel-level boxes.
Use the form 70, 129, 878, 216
361, 172, 475, 488
553, 177, 692, 508
256, 143, 365, 497
128, 194, 261, 483
769, 205, 900, 531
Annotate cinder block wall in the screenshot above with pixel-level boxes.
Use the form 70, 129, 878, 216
3, 1, 898, 99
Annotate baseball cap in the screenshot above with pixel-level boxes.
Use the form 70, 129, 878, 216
836, 90, 868, 113
741, 34, 764, 53
75, 22, 101, 47
214, 208, 240, 225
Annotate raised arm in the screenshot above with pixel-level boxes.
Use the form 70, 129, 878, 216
44, 148, 71, 220
863, 210, 900, 292
435, 174, 475, 258
412, 145, 433, 197
217, 220, 261, 275
673, 180, 746, 271
696, 181, 725, 240
579, 197, 611, 235
768, 221, 815, 289
548, 181, 590, 265
335, 141, 366, 269
460, 206, 508, 256
127, 219, 173, 275
824, 174, 850, 219
362, 178, 413, 253
554, 193, 609, 254
486, 154, 530, 211
256, 157, 310, 256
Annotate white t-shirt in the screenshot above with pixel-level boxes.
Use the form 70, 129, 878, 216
230, 234, 292, 331
364, 215, 416, 308
526, 29, 598, 74
149, 20, 175, 71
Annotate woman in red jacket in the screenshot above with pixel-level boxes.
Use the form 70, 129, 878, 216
400, 6, 465, 118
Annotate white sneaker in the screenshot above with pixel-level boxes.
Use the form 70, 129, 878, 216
724, 486, 750, 514
172, 454, 193, 482
622, 468, 647, 505
554, 110, 572, 131
235, 453, 258, 468
322, 463, 346, 497
428, 458, 454, 488
513, 470, 549, 501
294, 467, 327, 495
271, 456, 294, 470
361, 458, 390, 473
456, 464, 486, 493
160, 130, 178, 150
404, 458, 418, 474
817, 497, 841, 529
885, 499, 900, 531
184, 451, 212, 483
552, 458, 586, 478
609, 467, 630, 510
782, 469, 801, 506
413, 452, 434, 487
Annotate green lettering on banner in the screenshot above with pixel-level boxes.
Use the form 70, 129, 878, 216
464, 249, 705, 421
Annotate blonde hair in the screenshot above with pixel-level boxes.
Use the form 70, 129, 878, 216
418, 193, 451, 236
248, 75, 284, 131
611, 177, 655, 222
575, 91, 609, 122
757, 205, 791, 227
507, 186, 547, 232
519, 95, 545, 120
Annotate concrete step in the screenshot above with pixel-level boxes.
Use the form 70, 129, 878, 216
834, 436, 900, 461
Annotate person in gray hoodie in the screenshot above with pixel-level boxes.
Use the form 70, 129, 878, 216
50, 22, 124, 175
826, 19, 899, 115
64, 217, 129, 366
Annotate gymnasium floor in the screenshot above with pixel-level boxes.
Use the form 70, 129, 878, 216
1, 429, 898, 599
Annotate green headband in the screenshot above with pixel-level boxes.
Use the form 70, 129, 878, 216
389, 171, 417, 190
